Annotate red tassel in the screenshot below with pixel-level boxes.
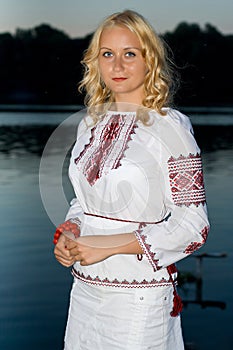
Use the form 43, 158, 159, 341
167, 266, 183, 317
167, 263, 177, 274
170, 290, 183, 317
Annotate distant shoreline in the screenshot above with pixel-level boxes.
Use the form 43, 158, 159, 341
0, 104, 233, 114
0, 104, 84, 113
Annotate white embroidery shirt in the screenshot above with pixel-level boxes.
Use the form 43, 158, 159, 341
65, 108, 210, 288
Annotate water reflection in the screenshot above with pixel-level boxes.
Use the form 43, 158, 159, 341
0, 125, 55, 156
0, 124, 233, 157
0, 119, 232, 350
179, 252, 227, 309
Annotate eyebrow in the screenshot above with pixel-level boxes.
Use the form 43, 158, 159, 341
99, 46, 142, 51
123, 47, 142, 51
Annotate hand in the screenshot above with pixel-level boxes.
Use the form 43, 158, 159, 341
65, 239, 114, 266
65, 233, 144, 266
54, 234, 76, 267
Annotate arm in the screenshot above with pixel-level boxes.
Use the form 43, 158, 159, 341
133, 110, 210, 271
54, 118, 86, 267
65, 233, 143, 266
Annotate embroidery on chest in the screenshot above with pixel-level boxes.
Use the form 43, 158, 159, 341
74, 114, 137, 186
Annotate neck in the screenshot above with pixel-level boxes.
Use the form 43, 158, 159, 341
113, 92, 144, 106
109, 101, 141, 112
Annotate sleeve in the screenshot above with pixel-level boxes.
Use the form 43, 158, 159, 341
65, 197, 83, 221
134, 110, 210, 271
64, 117, 88, 222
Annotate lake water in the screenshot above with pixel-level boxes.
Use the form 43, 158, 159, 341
0, 108, 233, 350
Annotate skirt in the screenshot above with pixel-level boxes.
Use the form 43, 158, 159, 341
64, 279, 184, 350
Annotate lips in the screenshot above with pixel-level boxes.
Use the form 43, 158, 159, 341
112, 77, 127, 82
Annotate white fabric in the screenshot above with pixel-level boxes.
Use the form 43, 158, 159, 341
64, 280, 184, 350
63, 108, 209, 348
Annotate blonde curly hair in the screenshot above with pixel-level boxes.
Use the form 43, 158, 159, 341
79, 10, 177, 124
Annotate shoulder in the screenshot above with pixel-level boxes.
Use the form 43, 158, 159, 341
148, 108, 199, 156
76, 114, 95, 137
165, 108, 193, 132
150, 108, 193, 133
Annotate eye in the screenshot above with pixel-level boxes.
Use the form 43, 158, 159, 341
125, 51, 136, 57
102, 51, 113, 57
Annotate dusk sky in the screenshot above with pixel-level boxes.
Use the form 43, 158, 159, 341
1, 0, 233, 37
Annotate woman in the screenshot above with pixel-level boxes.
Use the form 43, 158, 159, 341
54, 10, 209, 350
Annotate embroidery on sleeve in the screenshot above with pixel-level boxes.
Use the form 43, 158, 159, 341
134, 223, 161, 271
168, 153, 206, 207
183, 225, 210, 254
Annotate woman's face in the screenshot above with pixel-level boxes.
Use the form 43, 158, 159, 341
98, 25, 148, 105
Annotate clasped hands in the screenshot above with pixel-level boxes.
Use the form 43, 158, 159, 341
54, 232, 143, 268
54, 233, 117, 267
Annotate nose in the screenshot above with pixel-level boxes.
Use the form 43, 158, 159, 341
113, 54, 124, 72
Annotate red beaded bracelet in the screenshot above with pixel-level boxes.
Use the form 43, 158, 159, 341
53, 220, 80, 244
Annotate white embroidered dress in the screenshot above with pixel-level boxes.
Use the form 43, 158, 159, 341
64, 108, 209, 350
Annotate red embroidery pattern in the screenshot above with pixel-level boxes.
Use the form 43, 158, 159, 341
201, 225, 209, 242
74, 124, 96, 171
134, 223, 161, 271
183, 225, 210, 254
74, 113, 137, 186
168, 153, 206, 207
71, 268, 173, 288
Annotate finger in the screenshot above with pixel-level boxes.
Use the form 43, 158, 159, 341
54, 249, 70, 260
58, 260, 74, 267
55, 255, 75, 267
54, 244, 72, 255
72, 253, 82, 262
55, 258, 73, 267
80, 260, 86, 266
55, 250, 73, 261
68, 247, 80, 257
65, 241, 78, 250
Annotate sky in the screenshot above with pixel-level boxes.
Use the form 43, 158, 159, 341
1, 0, 233, 38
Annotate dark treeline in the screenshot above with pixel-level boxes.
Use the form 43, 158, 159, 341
0, 22, 232, 106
